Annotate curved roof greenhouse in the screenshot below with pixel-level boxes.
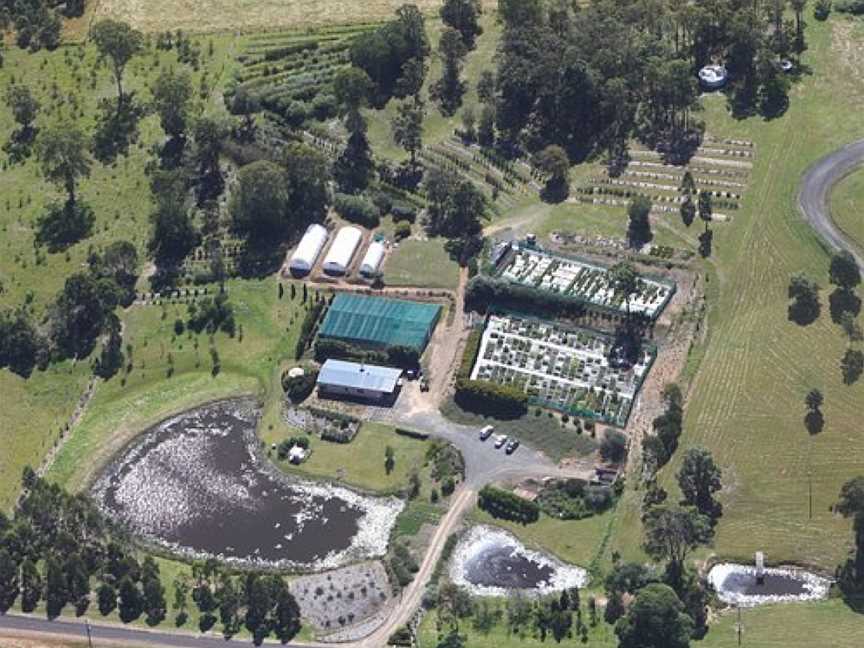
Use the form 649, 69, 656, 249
323, 226, 363, 275
289, 224, 329, 274
360, 241, 386, 277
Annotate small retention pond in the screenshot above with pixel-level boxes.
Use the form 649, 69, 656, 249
449, 526, 589, 596
708, 563, 831, 607
91, 398, 402, 571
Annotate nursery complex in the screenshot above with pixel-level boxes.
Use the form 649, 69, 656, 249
497, 245, 676, 319
470, 313, 656, 426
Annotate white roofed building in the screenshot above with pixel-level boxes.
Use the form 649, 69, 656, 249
360, 241, 386, 277
289, 224, 328, 275
323, 226, 363, 275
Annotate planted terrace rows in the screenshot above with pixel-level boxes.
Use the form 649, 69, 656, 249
575, 135, 757, 222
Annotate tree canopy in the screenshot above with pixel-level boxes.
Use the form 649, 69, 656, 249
615, 583, 693, 648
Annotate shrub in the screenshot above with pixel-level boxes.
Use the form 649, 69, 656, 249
394, 221, 411, 241
478, 485, 540, 523
814, 0, 832, 18
334, 193, 380, 227
600, 430, 628, 463
391, 202, 417, 223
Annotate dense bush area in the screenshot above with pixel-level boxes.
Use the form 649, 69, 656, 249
281, 368, 318, 403
465, 275, 587, 319
478, 485, 540, 524
333, 193, 380, 227
536, 479, 616, 520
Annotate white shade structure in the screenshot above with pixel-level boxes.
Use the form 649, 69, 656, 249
322, 226, 363, 275
289, 224, 328, 275
360, 241, 386, 277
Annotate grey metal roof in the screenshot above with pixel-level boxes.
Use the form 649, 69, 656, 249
317, 359, 402, 393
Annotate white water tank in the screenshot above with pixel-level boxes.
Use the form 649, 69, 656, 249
322, 226, 363, 275
698, 64, 728, 90
289, 224, 328, 275
360, 241, 386, 277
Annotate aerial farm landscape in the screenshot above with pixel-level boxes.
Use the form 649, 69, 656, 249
0, 1, 864, 647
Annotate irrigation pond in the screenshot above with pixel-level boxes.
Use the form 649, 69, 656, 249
449, 525, 589, 596
708, 563, 831, 607
91, 398, 403, 571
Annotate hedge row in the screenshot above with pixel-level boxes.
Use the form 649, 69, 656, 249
454, 378, 528, 418
478, 485, 540, 524
315, 337, 420, 370
395, 427, 430, 440
294, 301, 327, 359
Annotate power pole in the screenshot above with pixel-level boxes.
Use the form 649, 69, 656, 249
737, 606, 742, 646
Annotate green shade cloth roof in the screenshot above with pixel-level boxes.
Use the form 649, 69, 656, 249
319, 293, 441, 351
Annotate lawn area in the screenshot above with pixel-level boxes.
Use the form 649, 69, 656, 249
385, 238, 461, 290
611, 17, 864, 571
47, 277, 308, 493
830, 166, 864, 252
262, 422, 429, 494
469, 507, 616, 574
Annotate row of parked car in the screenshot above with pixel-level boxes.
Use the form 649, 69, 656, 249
479, 425, 520, 454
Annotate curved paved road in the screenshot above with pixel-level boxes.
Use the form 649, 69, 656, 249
798, 138, 864, 269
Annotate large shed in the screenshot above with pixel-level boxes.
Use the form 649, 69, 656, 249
289, 224, 329, 275
317, 359, 403, 402
318, 293, 442, 352
322, 226, 363, 275
360, 241, 386, 277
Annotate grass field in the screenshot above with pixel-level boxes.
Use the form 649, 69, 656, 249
609, 18, 864, 572
95, 0, 498, 34
47, 277, 307, 493
261, 421, 429, 494
0, 36, 236, 510
385, 238, 461, 290
830, 167, 864, 252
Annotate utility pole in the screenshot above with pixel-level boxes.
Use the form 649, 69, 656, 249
737, 606, 742, 646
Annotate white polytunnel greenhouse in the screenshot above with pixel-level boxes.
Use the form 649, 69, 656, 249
288, 224, 329, 274
322, 226, 363, 275
360, 241, 386, 277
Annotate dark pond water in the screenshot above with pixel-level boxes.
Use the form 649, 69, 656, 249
718, 571, 810, 597
92, 399, 396, 569
463, 544, 554, 589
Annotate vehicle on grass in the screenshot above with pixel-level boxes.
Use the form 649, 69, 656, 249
505, 439, 520, 455
494, 434, 508, 449
480, 425, 495, 441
